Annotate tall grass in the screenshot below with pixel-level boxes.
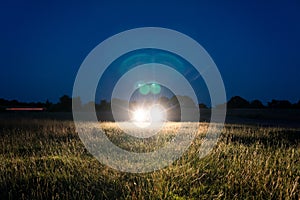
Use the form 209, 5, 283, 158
0, 119, 299, 199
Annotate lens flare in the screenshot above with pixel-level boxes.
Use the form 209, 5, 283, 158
131, 104, 166, 126
150, 83, 161, 94
139, 84, 150, 95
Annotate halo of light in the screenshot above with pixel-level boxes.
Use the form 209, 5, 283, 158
133, 108, 148, 122
149, 104, 165, 122
112, 64, 197, 137
72, 27, 227, 173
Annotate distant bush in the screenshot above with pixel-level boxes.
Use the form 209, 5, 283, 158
1, 95, 299, 112
268, 99, 292, 109
250, 99, 265, 108
227, 96, 250, 108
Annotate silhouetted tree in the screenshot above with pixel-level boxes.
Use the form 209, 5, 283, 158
227, 96, 250, 108
199, 103, 208, 109
95, 100, 111, 112
60, 95, 72, 111
49, 95, 72, 112
268, 100, 292, 109
169, 95, 179, 106
250, 100, 265, 108
295, 100, 300, 109
168, 95, 180, 121
72, 97, 82, 111
99, 100, 110, 111
45, 99, 52, 110
0, 98, 9, 110
158, 96, 169, 107
10, 99, 19, 106
0, 98, 6, 111
83, 101, 95, 112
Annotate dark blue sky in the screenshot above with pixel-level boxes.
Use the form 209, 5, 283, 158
1, 0, 299, 104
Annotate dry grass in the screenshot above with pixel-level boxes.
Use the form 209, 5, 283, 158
0, 119, 299, 199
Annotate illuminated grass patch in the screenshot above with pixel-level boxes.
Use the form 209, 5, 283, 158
0, 119, 299, 199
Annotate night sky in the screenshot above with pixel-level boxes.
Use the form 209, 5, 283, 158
1, 1, 299, 104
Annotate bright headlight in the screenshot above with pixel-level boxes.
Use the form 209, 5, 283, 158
132, 108, 148, 122
131, 104, 166, 124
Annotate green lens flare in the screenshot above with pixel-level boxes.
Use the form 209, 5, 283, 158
150, 83, 161, 94
139, 84, 150, 95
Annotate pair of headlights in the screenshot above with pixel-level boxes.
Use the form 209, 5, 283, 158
131, 104, 166, 123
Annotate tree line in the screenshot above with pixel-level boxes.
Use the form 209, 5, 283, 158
0, 95, 300, 112
226, 96, 300, 109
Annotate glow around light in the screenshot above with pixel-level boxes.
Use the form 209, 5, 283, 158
132, 108, 148, 122
131, 104, 166, 127
149, 104, 165, 122
73, 27, 226, 173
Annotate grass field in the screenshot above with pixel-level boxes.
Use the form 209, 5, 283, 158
0, 118, 299, 199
